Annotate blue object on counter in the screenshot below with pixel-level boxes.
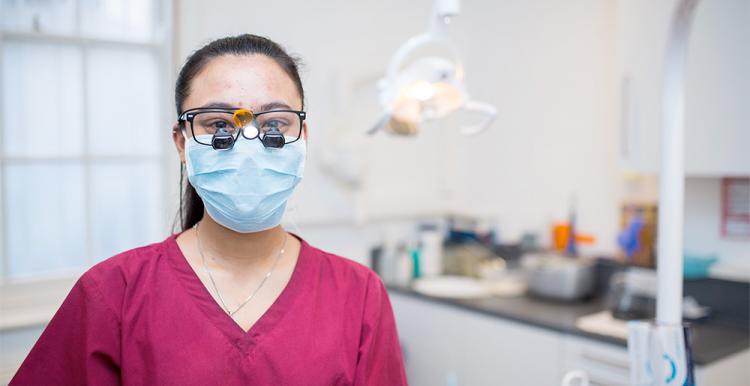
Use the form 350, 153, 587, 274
617, 215, 644, 261
683, 255, 718, 279
565, 207, 578, 257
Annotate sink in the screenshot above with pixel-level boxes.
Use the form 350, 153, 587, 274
575, 310, 629, 339
412, 275, 526, 299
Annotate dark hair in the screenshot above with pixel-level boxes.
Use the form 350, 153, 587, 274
174, 34, 305, 232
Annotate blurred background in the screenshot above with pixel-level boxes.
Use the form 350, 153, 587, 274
0, 0, 748, 385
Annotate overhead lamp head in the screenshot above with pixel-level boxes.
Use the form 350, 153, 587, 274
382, 57, 466, 135
370, 0, 496, 137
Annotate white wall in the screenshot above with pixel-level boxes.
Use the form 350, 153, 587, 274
444, 0, 620, 248
175, 0, 622, 254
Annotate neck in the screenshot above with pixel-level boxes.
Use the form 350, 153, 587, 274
196, 212, 286, 266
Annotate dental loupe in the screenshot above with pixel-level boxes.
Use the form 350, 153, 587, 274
208, 108, 287, 150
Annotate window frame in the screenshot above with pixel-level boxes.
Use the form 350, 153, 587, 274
0, 0, 175, 330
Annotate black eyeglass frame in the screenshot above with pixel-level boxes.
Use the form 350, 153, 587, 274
177, 107, 307, 146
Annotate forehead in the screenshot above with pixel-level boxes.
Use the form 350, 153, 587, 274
184, 54, 301, 111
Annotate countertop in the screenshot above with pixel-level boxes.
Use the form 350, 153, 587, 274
387, 285, 750, 366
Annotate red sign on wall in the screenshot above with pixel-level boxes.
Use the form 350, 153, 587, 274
722, 177, 750, 239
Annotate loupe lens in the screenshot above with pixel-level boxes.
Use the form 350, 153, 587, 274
211, 128, 235, 150
261, 127, 285, 148
262, 135, 285, 148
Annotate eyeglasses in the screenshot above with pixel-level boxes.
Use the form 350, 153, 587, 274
177, 107, 306, 149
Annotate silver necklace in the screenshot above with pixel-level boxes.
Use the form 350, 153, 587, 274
194, 222, 287, 316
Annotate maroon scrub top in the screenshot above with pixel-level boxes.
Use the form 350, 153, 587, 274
10, 233, 408, 386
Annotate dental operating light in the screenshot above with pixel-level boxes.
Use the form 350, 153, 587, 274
370, 0, 496, 136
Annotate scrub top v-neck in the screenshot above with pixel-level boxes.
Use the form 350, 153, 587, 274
10, 233, 408, 386
168, 233, 306, 356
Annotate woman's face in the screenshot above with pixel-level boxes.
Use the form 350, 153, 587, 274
173, 54, 306, 162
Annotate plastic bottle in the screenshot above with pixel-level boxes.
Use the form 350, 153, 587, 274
418, 224, 444, 276
394, 243, 413, 287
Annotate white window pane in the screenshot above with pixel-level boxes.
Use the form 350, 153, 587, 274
86, 48, 161, 156
6, 163, 87, 277
79, 0, 156, 41
90, 161, 163, 261
2, 42, 84, 157
0, 0, 76, 34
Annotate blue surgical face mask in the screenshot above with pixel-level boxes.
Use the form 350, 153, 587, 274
185, 135, 306, 233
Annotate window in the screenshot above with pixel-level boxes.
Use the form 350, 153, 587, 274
0, 0, 172, 283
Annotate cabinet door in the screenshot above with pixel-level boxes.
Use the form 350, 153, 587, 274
390, 293, 563, 386
617, 0, 676, 173
684, 0, 750, 176
695, 349, 750, 386
617, 0, 749, 175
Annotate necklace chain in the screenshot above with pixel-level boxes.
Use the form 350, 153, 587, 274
194, 222, 287, 316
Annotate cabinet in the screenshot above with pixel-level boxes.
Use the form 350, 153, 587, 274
561, 333, 750, 386
390, 294, 563, 386
391, 292, 750, 386
616, 0, 750, 176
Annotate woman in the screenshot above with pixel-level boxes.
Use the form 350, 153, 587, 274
11, 34, 408, 386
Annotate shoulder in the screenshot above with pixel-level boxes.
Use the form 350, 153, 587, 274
85, 235, 172, 282
76, 234, 176, 312
299, 239, 395, 328
300, 238, 386, 298
302, 239, 380, 283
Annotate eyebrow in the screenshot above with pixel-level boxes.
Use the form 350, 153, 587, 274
260, 102, 294, 111
198, 101, 296, 111
199, 102, 235, 109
